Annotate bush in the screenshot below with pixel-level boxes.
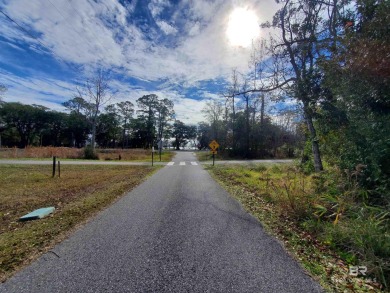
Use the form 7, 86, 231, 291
269, 173, 313, 220
83, 146, 99, 160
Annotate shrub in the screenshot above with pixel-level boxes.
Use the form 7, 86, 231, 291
269, 174, 313, 220
83, 146, 99, 160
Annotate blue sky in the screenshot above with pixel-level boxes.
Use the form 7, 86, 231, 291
0, 0, 277, 124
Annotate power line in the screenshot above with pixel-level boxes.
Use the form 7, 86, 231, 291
0, 9, 50, 53
46, 0, 107, 67
0, 8, 82, 72
65, 0, 110, 65
47, 0, 129, 72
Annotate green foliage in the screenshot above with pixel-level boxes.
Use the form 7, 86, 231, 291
66, 112, 89, 147
136, 94, 159, 148
135, 94, 175, 148
83, 146, 98, 160
249, 164, 267, 172
299, 139, 315, 174
317, 0, 390, 206
0, 93, 176, 150
95, 112, 121, 148
172, 120, 196, 150
321, 214, 390, 287
0, 102, 48, 147
200, 93, 302, 158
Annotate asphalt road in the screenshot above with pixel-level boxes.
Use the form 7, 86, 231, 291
1, 152, 322, 293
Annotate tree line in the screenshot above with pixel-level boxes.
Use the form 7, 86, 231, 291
0, 91, 296, 155
0, 91, 196, 151
198, 95, 302, 159
0, 68, 301, 155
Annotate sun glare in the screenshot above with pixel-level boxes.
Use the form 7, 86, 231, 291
226, 8, 259, 48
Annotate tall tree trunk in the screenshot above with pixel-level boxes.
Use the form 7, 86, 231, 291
175, 138, 180, 150
232, 94, 235, 151
259, 95, 265, 158
91, 119, 96, 150
122, 118, 126, 149
224, 100, 229, 149
260, 95, 265, 126
245, 95, 250, 157
303, 103, 323, 172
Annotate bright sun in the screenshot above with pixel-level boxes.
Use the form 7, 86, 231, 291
226, 8, 259, 48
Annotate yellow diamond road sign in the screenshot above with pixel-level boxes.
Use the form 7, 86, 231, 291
209, 140, 219, 151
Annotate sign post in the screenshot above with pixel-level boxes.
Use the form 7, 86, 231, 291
209, 140, 219, 166
210, 150, 218, 166
152, 147, 154, 166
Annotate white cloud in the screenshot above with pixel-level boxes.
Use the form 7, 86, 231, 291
0, 71, 74, 111
148, 0, 171, 18
173, 97, 207, 125
156, 20, 178, 35
0, 0, 280, 123
188, 0, 225, 22
0, 68, 203, 125
188, 21, 201, 36
109, 81, 207, 125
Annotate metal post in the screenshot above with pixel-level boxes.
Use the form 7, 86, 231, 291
52, 156, 56, 177
212, 153, 215, 166
58, 161, 61, 178
152, 148, 154, 166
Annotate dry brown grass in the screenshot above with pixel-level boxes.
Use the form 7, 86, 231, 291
97, 148, 173, 161
0, 147, 174, 161
0, 147, 82, 159
0, 164, 158, 281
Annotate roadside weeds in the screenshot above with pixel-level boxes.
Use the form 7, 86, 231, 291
207, 164, 385, 292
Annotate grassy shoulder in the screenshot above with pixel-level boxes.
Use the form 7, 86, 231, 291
0, 164, 160, 282
195, 150, 294, 162
207, 163, 387, 292
196, 151, 219, 161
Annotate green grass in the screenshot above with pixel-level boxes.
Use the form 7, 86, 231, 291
207, 163, 388, 292
195, 151, 221, 161
0, 164, 159, 281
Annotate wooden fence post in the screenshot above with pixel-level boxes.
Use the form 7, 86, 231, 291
52, 156, 56, 177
